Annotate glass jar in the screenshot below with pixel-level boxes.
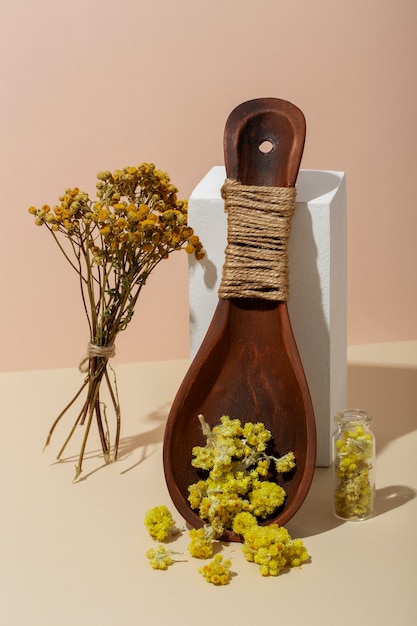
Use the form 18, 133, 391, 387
332, 409, 375, 520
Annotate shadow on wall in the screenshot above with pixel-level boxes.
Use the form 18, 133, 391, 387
347, 362, 417, 452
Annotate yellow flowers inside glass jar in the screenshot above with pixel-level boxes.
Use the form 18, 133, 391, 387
332, 409, 375, 520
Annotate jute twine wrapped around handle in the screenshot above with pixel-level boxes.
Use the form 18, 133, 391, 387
218, 179, 296, 301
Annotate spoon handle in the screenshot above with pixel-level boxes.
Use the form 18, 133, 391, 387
163, 98, 316, 541
224, 98, 306, 187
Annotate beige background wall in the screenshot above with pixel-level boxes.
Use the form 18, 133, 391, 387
1, 0, 416, 372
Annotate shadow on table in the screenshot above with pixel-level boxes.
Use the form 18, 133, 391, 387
283, 358, 417, 536
115, 404, 170, 474
287, 467, 341, 538
287, 468, 416, 539
53, 403, 170, 480
374, 485, 416, 515
296, 354, 416, 530
118, 405, 169, 454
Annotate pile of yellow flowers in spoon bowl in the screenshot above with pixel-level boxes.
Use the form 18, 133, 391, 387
144, 414, 310, 584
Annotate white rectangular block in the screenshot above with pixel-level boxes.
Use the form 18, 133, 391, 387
188, 167, 347, 466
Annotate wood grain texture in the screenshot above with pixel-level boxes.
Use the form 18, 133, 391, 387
163, 98, 316, 541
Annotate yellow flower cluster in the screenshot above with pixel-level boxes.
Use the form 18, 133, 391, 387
187, 525, 215, 559
143, 502, 309, 581
198, 554, 232, 585
29, 163, 204, 267
144, 505, 179, 541
188, 415, 295, 537
146, 545, 176, 570
233, 512, 309, 576
275, 452, 297, 473
248, 481, 287, 517
28, 164, 204, 480
334, 424, 374, 518
144, 506, 183, 571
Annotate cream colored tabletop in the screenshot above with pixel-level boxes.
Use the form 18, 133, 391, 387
1, 346, 416, 626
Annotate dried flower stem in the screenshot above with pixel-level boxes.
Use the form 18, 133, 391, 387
30, 163, 204, 480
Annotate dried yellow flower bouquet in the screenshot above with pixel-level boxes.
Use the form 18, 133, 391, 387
29, 163, 204, 480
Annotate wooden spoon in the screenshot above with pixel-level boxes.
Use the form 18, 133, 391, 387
163, 98, 316, 542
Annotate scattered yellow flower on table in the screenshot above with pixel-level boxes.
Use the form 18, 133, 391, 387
144, 505, 179, 541
143, 501, 309, 580
146, 545, 176, 570
233, 512, 309, 576
199, 554, 232, 585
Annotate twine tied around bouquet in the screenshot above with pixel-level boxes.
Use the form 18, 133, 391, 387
79, 342, 116, 373
218, 179, 296, 302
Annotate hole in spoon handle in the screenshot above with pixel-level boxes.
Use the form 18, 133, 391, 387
223, 98, 306, 187
258, 139, 275, 154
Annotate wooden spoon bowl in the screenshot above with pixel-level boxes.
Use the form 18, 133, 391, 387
163, 98, 316, 542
